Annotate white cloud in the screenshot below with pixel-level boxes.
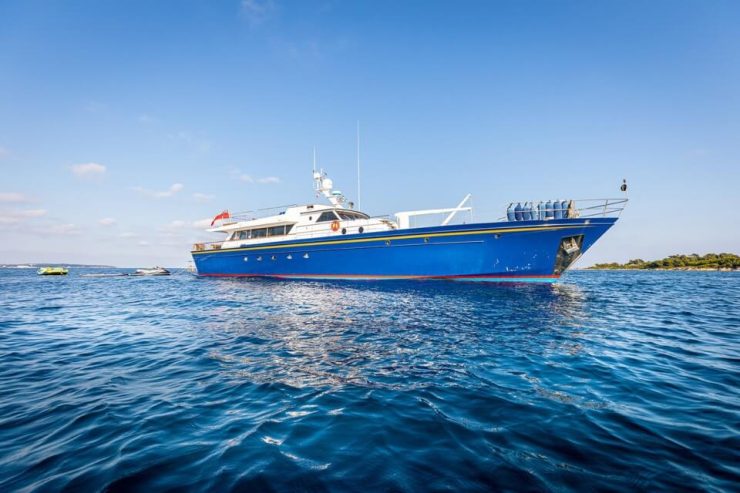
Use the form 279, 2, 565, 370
133, 183, 184, 199
48, 223, 79, 235
138, 240, 150, 247
192, 218, 213, 229
0, 209, 47, 224
23, 209, 46, 218
71, 162, 106, 177
164, 218, 215, 232
240, 0, 276, 26
0, 192, 28, 203
193, 192, 214, 203
169, 131, 211, 153
234, 170, 280, 185
98, 217, 116, 226
119, 232, 138, 238
167, 220, 187, 229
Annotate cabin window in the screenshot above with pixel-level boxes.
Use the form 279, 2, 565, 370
251, 228, 267, 238
317, 211, 338, 222
239, 231, 249, 240
268, 225, 285, 236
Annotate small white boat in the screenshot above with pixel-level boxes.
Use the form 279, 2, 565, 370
132, 267, 170, 276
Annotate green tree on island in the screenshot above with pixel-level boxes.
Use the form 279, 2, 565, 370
589, 253, 739, 270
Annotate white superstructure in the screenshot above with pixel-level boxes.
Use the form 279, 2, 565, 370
193, 169, 472, 252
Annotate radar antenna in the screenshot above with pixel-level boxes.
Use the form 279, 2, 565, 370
312, 157, 347, 208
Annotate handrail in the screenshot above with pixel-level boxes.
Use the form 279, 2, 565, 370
223, 204, 301, 223
498, 198, 628, 222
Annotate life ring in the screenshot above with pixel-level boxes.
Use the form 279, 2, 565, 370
331, 220, 340, 232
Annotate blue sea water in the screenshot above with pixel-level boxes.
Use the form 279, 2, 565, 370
0, 269, 738, 492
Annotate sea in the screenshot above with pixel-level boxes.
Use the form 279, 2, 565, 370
0, 269, 738, 492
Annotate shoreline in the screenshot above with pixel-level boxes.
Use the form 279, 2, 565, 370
582, 268, 738, 272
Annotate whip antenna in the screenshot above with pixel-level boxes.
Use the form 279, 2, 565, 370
356, 120, 361, 210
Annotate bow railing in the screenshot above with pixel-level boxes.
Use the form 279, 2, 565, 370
499, 198, 628, 222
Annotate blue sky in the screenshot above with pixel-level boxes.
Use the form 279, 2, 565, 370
0, 0, 738, 267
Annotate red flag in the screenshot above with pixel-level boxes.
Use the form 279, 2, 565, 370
210, 210, 230, 226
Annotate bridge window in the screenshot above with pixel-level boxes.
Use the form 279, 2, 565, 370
316, 211, 339, 222
251, 228, 267, 239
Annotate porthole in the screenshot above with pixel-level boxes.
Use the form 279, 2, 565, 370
243, 256, 249, 261
303, 253, 309, 259
341, 228, 347, 234
271, 255, 276, 261
287, 254, 293, 260
257, 256, 262, 261
424, 237, 429, 243
359, 226, 364, 233
494, 234, 500, 239
385, 240, 391, 246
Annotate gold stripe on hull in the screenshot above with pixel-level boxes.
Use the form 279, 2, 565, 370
192, 222, 594, 256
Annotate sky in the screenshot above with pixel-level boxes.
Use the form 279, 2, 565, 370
0, 0, 738, 267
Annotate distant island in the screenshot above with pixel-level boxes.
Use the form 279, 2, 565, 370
588, 253, 739, 271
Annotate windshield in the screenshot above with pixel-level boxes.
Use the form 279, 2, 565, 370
337, 211, 368, 220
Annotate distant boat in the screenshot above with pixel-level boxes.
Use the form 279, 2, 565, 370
191, 168, 627, 283
37, 267, 69, 276
132, 267, 170, 276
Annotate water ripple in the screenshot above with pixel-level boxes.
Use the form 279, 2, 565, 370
0, 269, 738, 491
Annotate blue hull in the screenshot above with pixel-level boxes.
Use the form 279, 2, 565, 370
192, 218, 616, 282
